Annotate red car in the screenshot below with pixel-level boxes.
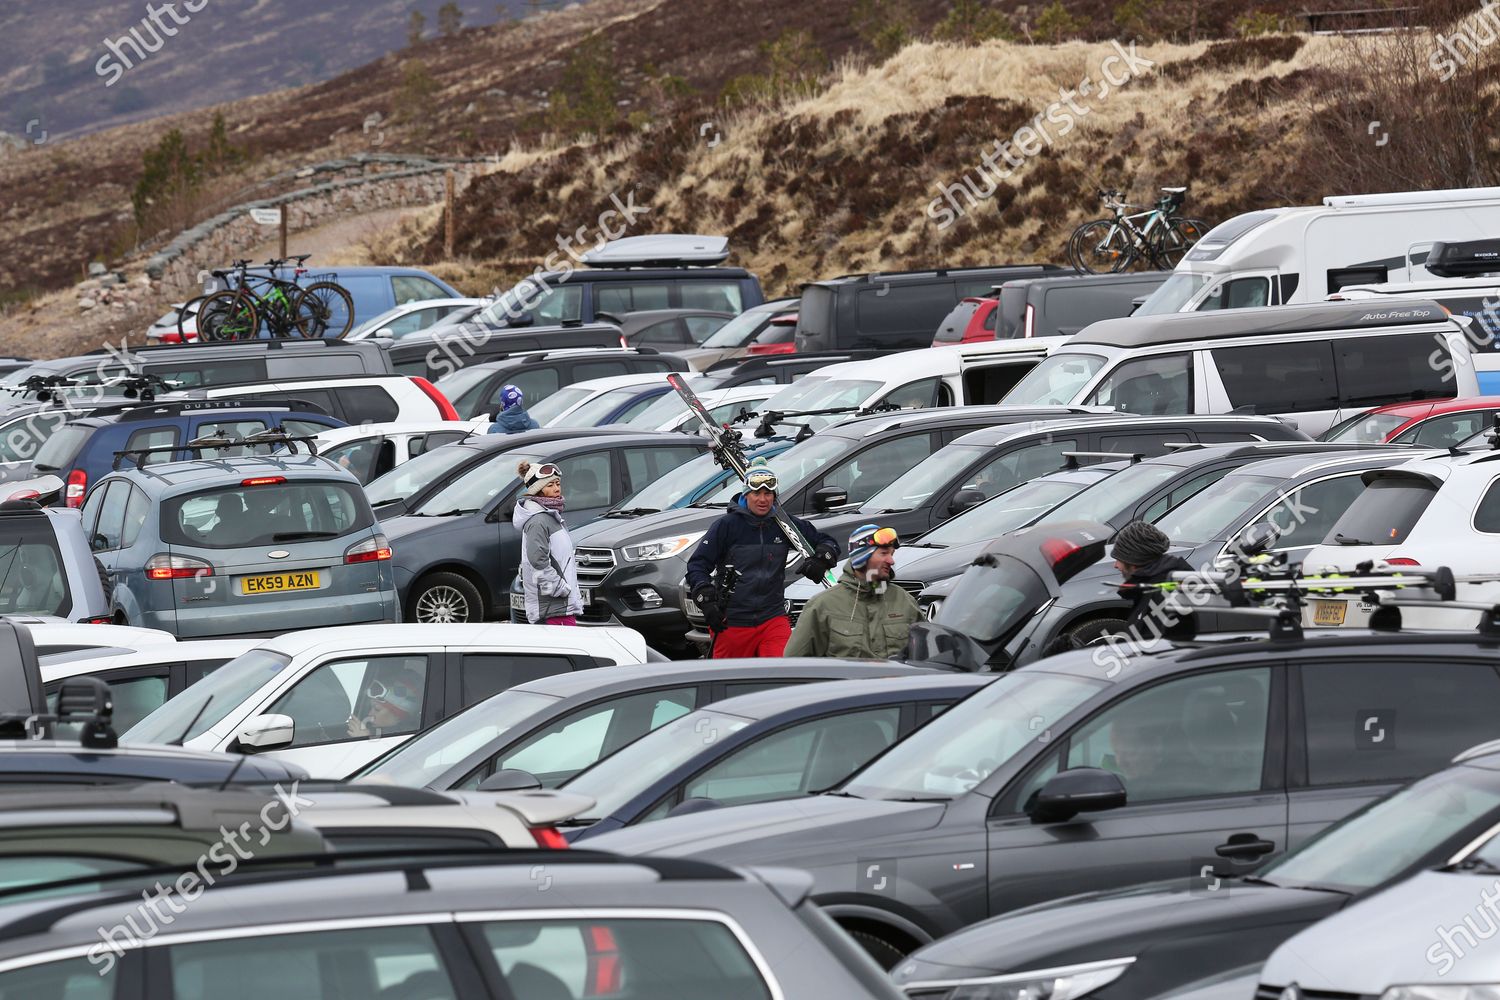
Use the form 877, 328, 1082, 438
931, 297, 999, 346
1321, 396, 1500, 446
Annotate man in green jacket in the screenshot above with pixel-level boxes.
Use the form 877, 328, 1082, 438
785, 524, 922, 659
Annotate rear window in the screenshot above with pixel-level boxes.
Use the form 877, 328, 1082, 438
162, 480, 372, 549
1322, 476, 1437, 546
31, 425, 91, 473
0, 515, 69, 617
798, 286, 837, 339
933, 300, 982, 343
337, 385, 400, 423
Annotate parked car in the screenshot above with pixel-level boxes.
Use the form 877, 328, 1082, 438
623, 383, 775, 433
0, 500, 109, 623
992, 270, 1171, 339
202, 264, 462, 329
383, 431, 708, 623
565, 674, 990, 842
344, 297, 489, 340
586, 620, 1500, 967
1321, 395, 1500, 446
892, 738, 1500, 1000
0, 848, 903, 999
1001, 299, 1476, 437
605, 307, 735, 350
677, 297, 799, 370
698, 350, 882, 389
435, 347, 690, 421
528, 371, 675, 427
473, 233, 764, 328
123, 622, 648, 777
81, 454, 399, 638
29, 398, 344, 508
199, 373, 459, 424
591, 437, 796, 518
354, 658, 939, 790
9, 619, 175, 656
930, 296, 997, 346
796, 264, 1062, 352
312, 421, 476, 485
379, 319, 624, 382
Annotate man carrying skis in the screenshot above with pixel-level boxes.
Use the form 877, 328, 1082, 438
686, 467, 840, 658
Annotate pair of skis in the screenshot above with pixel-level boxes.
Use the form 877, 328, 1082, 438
668, 374, 832, 589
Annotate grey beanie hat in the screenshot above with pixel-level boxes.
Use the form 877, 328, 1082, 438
1110, 521, 1170, 567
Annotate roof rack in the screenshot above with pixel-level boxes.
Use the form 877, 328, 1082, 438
816, 264, 1064, 285
123, 338, 364, 355
1061, 450, 1144, 468
111, 431, 320, 471
95, 397, 319, 421
739, 401, 903, 442
0, 675, 115, 747
1074, 299, 1453, 349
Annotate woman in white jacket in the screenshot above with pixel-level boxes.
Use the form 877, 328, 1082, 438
513, 459, 583, 625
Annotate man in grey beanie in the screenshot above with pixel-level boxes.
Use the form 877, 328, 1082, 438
1111, 520, 1196, 639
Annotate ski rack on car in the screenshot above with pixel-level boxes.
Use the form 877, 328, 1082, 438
111, 431, 320, 471
4, 374, 80, 403
740, 401, 904, 442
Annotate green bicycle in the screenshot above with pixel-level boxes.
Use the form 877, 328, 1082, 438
195, 256, 356, 341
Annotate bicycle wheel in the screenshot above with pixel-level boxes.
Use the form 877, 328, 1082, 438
175, 295, 207, 341
1151, 217, 1209, 269
197, 291, 259, 342
1070, 220, 1136, 274
294, 282, 356, 338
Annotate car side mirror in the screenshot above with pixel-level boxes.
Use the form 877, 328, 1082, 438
1027, 767, 1127, 824
238, 713, 294, 752
948, 488, 986, 517
1230, 522, 1280, 557
508, 312, 534, 328
373, 327, 395, 340
666, 797, 723, 818
812, 486, 848, 513
478, 768, 542, 792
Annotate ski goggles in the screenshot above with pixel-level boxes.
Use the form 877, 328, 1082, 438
851, 525, 901, 550
366, 679, 418, 702
745, 470, 779, 493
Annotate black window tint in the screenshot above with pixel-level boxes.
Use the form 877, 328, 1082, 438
91, 481, 129, 551
1300, 660, 1500, 785
0, 956, 117, 997
561, 451, 612, 509
680, 282, 743, 312
460, 653, 576, 706
507, 368, 560, 406
1334, 334, 1453, 408
1140, 468, 1231, 522
1472, 477, 1500, 533
1398, 412, 1495, 447
1086, 354, 1192, 415
144, 358, 267, 388
338, 386, 399, 423
125, 426, 179, 468
1213, 341, 1337, 414
821, 433, 936, 506
597, 283, 672, 313
1245, 474, 1369, 549
856, 282, 957, 337
1323, 476, 1435, 545
962, 363, 1032, 404
633, 318, 689, 346
624, 446, 701, 494
572, 360, 630, 382
883, 377, 940, 409
262, 388, 337, 416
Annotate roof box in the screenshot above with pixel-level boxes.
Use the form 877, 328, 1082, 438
581, 234, 730, 268
1425, 239, 1500, 279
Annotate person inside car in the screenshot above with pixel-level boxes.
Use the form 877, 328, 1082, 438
347, 669, 423, 738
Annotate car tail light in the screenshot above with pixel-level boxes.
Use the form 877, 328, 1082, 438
5, 490, 39, 502
747, 343, 796, 356
1041, 537, 1081, 565
410, 377, 460, 421
160, 331, 183, 344
1023, 303, 1036, 338
241, 476, 286, 487
584, 924, 622, 996
345, 534, 393, 564
146, 554, 214, 580
1385, 557, 1421, 566
77, 615, 114, 625
529, 825, 569, 850
64, 470, 86, 508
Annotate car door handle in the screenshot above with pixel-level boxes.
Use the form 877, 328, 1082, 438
1215, 832, 1276, 858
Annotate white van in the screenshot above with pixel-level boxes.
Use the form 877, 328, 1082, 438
1000, 299, 1478, 437
1136, 186, 1500, 315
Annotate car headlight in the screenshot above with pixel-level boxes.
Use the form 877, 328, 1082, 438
924, 598, 943, 620
902, 957, 1135, 1000
1381, 989, 1500, 1000
623, 532, 705, 562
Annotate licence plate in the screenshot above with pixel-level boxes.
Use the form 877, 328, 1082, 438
1311, 599, 1347, 626
510, 589, 592, 609
241, 571, 320, 595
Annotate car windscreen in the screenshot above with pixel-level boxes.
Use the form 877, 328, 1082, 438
1323, 475, 1436, 546
124, 649, 293, 744
0, 410, 70, 464
161, 480, 372, 549
701, 435, 853, 505
30, 425, 92, 473
365, 444, 481, 507
413, 452, 535, 516
841, 671, 1102, 800
0, 515, 71, 618
354, 688, 561, 786
616, 450, 719, 512
1155, 474, 1281, 547
434, 367, 496, 418
1320, 410, 1408, 444
920, 476, 1099, 546
563, 386, 653, 426
527, 387, 592, 426
1043, 463, 1184, 524
1133, 272, 1215, 315
701, 308, 772, 348
863, 445, 989, 513
935, 554, 1053, 643
1002, 353, 1106, 406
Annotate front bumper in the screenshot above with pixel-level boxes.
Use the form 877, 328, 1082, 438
510, 546, 691, 637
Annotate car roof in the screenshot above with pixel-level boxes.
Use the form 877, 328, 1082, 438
808, 265, 1059, 287
259, 622, 646, 659
1214, 446, 1430, 481
819, 405, 1092, 440
1361, 395, 1500, 418
1071, 298, 1453, 348
553, 372, 677, 393
40, 639, 260, 683
312, 421, 475, 445
511, 658, 935, 699
810, 337, 1064, 381
464, 348, 677, 370
1000, 270, 1172, 291
101, 454, 354, 492
948, 413, 1290, 447
700, 673, 992, 721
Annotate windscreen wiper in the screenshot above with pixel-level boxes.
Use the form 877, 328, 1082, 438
603, 507, 660, 518
1333, 534, 1375, 545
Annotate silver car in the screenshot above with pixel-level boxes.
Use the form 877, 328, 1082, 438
83, 454, 398, 637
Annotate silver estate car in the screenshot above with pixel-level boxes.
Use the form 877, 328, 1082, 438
82, 455, 398, 637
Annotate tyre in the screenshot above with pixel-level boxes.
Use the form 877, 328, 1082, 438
295, 281, 356, 338
1060, 616, 1132, 648
197, 290, 259, 341
176, 295, 206, 340
1152, 217, 1209, 269
408, 572, 485, 623
1069, 220, 1133, 274
847, 929, 908, 970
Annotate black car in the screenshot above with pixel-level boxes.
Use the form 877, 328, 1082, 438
382, 431, 709, 623
891, 739, 1500, 999
796, 265, 1063, 353
434, 346, 690, 420
381, 320, 623, 381
561, 406, 1106, 647
353, 658, 941, 791
585, 611, 1500, 967
802, 416, 1314, 553
993, 270, 1170, 340
700, 349, 883, 386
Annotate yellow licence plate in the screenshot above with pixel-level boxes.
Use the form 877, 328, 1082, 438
241, 571, 321, 595
1311, 599, 1347, 626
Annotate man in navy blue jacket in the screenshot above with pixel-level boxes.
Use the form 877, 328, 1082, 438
685, 467, 839, 658
488, 384, 540, 434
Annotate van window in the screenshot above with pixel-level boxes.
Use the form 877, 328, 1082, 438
145, 358, 267, 388
1212, 341, 1337, 414
391, 275, 447, 303
680, 282, 743, 312
597, 283, 671, 313
963, 363, 1032, 404
1333, 334, 1452, 408
1327, 267, 1388, 294
1086, 354, 1192, 415
531, 285, 583, 324
856, 282, 956, 339
1197, 277, 1271, 311
883, 378, 941, 409
271, 355, 368, 379
335, 276, 392, 319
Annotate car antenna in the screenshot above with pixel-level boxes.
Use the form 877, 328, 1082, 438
215, 751, 248, 791
166, 696, 212, 747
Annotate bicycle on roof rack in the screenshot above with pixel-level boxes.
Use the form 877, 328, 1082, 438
193, 255, 355, 343
1067, 187, 1209, 274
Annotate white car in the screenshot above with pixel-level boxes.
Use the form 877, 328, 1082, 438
10, 618, 176, 657
344, 298, 489, 341
1301, 449, 1500, 629
203, 374, 458, 423
294, 785, 593, 849
528, 371, 678, 428
121, 623, 648, 778
312, 421, 480, 484
624, 383, 776, 433
40, 638, 258, 733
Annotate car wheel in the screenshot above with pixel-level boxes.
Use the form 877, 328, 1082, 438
1060, 617, 1131, 648
409, 573, 484, 623
847, 929, 907, 970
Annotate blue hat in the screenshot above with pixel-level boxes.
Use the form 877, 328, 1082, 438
500, 384, 524, 411
849, 524, 899, 569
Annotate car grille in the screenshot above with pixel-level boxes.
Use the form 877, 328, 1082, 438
575, 547, 617, 588
893, 579, 926, 598
787, 598, 809, 625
